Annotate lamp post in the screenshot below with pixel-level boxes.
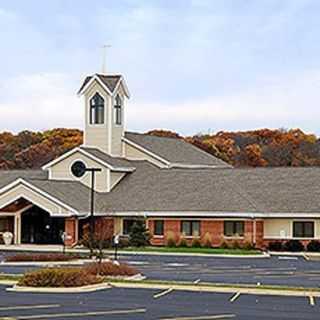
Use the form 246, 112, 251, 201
71, 161, 101, 257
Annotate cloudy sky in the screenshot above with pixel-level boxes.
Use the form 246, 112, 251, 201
0, 0, 320, 135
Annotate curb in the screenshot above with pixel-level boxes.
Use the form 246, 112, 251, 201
110, 281, 320, 297
6, 282, 111, 293
0, 258, 110, 267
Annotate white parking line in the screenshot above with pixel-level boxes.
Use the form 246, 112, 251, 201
159, 314, 236, 320
12, 308, 146, 319
229, 292, 241, 303
309, 296, 315, 306
154, 288, 174, 299
0, 304, 60, 311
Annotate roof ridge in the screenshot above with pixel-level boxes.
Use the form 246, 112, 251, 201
125, 131, 182, 140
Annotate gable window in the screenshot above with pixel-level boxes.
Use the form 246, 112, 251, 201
224, 221, 244, 237
181, 221, 200, 237
154, 220, 164, 236
114, 94, 122, 125
90, 93, 104, 124
293, 221, 314, 238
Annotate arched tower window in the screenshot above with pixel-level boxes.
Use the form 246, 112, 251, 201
90, 93, 104, 124
114, 94, 122, 125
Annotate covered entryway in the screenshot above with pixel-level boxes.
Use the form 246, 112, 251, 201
21, 206, 64, 244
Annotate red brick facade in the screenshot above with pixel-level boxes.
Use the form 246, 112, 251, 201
64, 217, 78, 247
148, 219, 265, 249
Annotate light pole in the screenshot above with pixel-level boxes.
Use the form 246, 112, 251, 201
71, 161, 101, 257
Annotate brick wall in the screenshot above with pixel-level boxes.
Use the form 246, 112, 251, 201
65, 217, 78, 247
148, 218, 264, 248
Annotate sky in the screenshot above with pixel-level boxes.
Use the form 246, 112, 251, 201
0, 0, 320, 136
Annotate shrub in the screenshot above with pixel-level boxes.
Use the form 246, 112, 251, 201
129, 220, 150, 247
242, 241, 255, 250
284, 240, 304, 252
220, 241, 230, 249
5, 253, 81, 262
178, 236, 188, 247
166, 231, 177, 247
268, 241, 283, 251
307, 240, 320, 252
85, 262, 138, 277
231, 240, 241, 249
18, 268, 102, 287
191, 238, 201, 248
202, 233, 212, 248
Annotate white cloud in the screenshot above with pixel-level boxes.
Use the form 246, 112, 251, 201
0, 73, 82, 132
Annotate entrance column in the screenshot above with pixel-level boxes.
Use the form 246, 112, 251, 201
14, 214, 21, 244
65, 217, 78, 247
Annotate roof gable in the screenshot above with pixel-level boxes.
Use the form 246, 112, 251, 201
78, 74, 130, 97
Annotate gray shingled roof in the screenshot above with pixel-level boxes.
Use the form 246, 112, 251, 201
80, 146, 135, 170
78, 74, 121, 94
124, 132, 231, 168
99, 166, 320, 214
2, 166, 320, 215
0, 170, 47, 189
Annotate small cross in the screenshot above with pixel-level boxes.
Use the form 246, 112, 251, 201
101, 44, 112, 74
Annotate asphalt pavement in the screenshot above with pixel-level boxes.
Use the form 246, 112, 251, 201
0, 285, 319, 319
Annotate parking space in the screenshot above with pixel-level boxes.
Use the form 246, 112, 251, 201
0, 285, 319, 319
119, 254, 320, 288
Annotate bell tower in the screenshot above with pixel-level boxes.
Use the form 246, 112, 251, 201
78, 74, 130, 156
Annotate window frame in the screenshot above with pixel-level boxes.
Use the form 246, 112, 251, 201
224, 221, 245, 238
114, 94, 122, 125
293, 221, 314, 238
153, 220, 164, 237
180, 220, 200, 237
89, 92, 105, 125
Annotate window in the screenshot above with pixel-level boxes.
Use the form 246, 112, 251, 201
224, 221, 244, 237
114, 94, 122, 125
293, 221, 314, 238
154, 220, 164, 236
123, 219, 135, 235
90, 93, 104, 124
181, 221, 200, 237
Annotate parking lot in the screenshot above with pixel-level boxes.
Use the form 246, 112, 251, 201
0, 285, 319, 320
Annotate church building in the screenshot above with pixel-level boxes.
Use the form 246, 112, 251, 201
0, 72, 320, 249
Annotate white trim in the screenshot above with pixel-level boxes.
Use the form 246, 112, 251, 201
112, 76, 130, 98
0, 178, 78, 215
122, 138, 170, 166
68, 158, 89, 181
42, 147, 135, 172
78, 75, 113, 96
93, 211, 320, 219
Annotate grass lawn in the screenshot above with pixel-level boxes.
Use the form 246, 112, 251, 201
119, 246, 262, 255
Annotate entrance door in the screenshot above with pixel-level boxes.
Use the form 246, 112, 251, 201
21, 207, 64, 244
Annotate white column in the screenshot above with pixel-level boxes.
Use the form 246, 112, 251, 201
14, 214, 21, 244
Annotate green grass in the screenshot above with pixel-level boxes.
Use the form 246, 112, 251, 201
119, 246, 262, 255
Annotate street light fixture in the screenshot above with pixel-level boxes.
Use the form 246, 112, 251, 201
71, 160, 101, 257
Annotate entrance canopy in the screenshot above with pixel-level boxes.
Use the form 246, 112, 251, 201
0, 178, 78, 217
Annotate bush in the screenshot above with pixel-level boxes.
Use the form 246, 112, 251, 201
178, 236, 188, 247
129, 220, 150, 247
18, 268, 102, 287
5, 253, 81, 262
191, 238, 201, 248
85, 262, 138, 277
220, 241, 230, 249
231, 240, 241, 249
166, 232, 176, 247
268, 241, 283, 251
202, 233, 212, 248
307, 240, 320, 252
284, 240, 304, 252
242, 241, 255, 250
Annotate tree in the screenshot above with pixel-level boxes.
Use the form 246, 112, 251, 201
129, 220, 150, 247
